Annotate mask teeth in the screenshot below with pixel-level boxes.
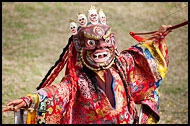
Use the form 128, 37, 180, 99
80, 48, 115, 71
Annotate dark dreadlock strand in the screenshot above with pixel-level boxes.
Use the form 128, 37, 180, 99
115, 56, 133, 98
114, 56, 133, 111
115, 56, 138, 123
36, 35, 73, 90
82, 66, 100, 98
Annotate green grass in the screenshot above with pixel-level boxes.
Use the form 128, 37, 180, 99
2, 2, 188, 124
39, 2, 51, 11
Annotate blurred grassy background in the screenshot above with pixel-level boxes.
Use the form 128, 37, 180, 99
2, 2, 188, 124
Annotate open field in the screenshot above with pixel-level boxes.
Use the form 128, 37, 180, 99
2, 2, 188, 124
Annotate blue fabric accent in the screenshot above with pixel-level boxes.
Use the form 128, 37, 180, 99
132, 44, 143, 53
144, 48, 154, 59
97, 75, 117, 109
37, 95, 48, 124
153, 90, 160, 113
36, 89, 48, 124
130, 63, 134, 70
112, 76, 117, 110
155, 78, 162, 88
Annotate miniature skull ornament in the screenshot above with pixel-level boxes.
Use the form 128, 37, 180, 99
78, 13, 87, 27
88, 6, 99, 25
69, 20, 78, 35
99, 9, 106, 25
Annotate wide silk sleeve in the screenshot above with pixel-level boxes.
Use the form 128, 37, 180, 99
120, 38, 169, 123
20, 75, 72, 124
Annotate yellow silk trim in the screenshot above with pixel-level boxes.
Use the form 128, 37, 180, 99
148, 114, 156, 124
95, 70, 106, 82
26, 111, 38, 124
141, 41, 167, 79
25, 93, 40, 124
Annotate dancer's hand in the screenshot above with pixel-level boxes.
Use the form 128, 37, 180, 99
6, 99, 27, 112
148, 25, 173, 40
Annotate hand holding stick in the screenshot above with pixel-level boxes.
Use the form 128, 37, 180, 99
3, 99, 27, 112
2, 105, 34, 112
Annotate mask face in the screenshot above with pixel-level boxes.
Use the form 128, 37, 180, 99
99, 12, 106, 25
70, 22, 78, 35
88, 10, 99, 25
73, 24, 116, 71
78, 14, 87, 27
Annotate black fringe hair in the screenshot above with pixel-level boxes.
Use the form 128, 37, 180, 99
36, 35, 73, 90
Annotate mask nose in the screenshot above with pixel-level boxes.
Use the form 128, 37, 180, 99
96, 40, 107, 49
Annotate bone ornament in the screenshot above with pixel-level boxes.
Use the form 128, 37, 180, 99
69, 19, 78, 35
99, 9, 106, 25
88, 6, 99, 25
77, 12, 87, 27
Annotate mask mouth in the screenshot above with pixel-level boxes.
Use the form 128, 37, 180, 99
81, 46, 115, 71
90, 17, 98, 22
80, 21, 85, 25
91, 49, 110, 63
101, 19, 106, 23
72, 29, 76, 33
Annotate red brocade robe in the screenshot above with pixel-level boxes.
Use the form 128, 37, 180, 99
21, 37, 169, 124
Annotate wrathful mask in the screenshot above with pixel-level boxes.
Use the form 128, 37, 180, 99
73, 24, 117, 71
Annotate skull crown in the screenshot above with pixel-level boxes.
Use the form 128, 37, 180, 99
69, 6, 107, 35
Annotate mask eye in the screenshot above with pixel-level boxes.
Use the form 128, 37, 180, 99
105, 37, 111, 44
87, 40, 95, 46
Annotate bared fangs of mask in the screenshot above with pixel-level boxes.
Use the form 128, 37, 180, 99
73, 24, 116, 71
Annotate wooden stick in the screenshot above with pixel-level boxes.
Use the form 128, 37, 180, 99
131, 20, 188, 35
2, 105, 34, 111
2, 105, 48, 113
